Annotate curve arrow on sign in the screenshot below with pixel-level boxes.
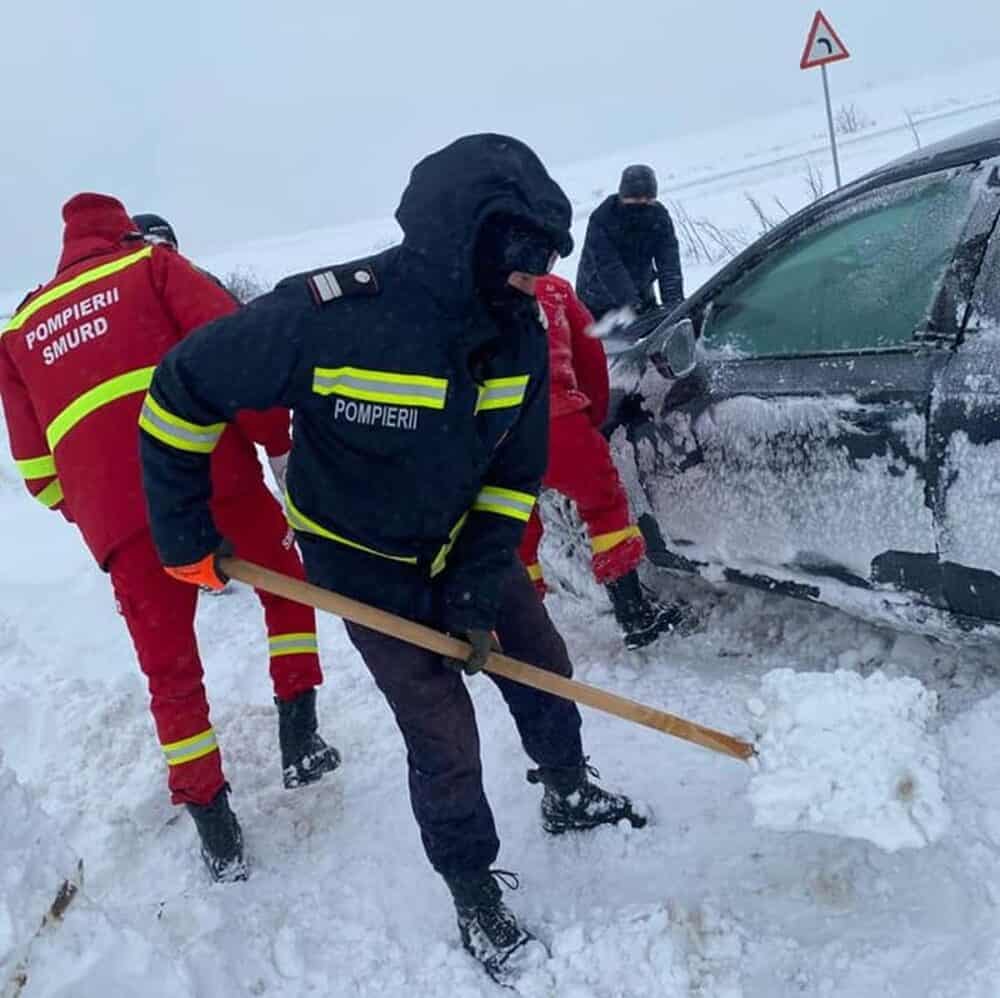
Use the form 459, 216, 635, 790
800, 10, 850, 70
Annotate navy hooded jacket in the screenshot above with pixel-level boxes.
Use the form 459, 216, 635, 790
139, 134, 573, 632
575, 195, 684, 319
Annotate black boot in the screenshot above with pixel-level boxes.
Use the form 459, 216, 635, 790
606, 570, 687, 650
446, 870, 547, 986
185, 785, 248, 883
527, 760, 648, 835
276, 688, 341, 789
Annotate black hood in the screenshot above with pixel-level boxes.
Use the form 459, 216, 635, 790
395, 133, 573, 313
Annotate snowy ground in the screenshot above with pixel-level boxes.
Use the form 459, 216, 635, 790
5, 59, 1000, 998
5, 491, 1000, 998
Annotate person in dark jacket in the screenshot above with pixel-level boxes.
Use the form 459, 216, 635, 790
138, 134, 646, 986
575, 164, 684, 321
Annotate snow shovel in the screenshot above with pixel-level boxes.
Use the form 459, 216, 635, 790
220, 557, 755, 762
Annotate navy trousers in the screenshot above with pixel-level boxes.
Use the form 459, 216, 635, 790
301, 541, 584, 880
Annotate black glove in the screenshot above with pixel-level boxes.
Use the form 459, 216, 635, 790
444, 629, 501, 676
616, 390, 649, 425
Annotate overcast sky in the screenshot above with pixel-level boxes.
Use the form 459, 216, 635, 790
2, 0, 997, 290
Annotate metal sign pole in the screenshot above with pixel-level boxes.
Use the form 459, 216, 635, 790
821, 63, 842, 188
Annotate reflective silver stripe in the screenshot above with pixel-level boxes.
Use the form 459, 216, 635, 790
268, 633, 319, 657
139, 397, 224, 453
476, 376, 529, 412
314, 372, 443, 400
161, 728, 218, 766
312, 367, 448, 409
472, 486, 536, 522
479, 384, 524, 405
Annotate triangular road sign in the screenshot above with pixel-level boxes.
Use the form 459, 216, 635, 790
800, 10, 850, 70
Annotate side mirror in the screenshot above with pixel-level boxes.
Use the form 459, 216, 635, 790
606, 315, 698, 395
646, 317, 698, 380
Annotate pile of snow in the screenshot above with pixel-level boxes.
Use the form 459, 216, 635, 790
747, 669, 950, 851
0, 755, 194, 998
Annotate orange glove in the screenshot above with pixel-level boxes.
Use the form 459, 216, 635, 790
164, 541, 232, 591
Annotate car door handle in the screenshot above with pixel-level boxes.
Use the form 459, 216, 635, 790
839, 405, 890, 435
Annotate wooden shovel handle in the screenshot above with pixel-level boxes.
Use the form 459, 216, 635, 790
221, 557, 755, 762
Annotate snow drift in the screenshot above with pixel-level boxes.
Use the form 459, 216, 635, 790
747, 669, 950, 850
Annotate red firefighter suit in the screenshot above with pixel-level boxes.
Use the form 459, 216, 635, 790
518, 274, 645, 592
0, 193, 323, 806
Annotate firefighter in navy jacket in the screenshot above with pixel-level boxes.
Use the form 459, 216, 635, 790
139, 134, 645, 982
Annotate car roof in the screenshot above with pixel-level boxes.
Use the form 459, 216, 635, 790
862, 118, 1000, 185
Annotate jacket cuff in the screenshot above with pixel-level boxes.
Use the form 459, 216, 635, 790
154, 511, 223, 568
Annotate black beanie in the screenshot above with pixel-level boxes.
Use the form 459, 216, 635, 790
619, 165, 658, 200
132, 213, 178, 249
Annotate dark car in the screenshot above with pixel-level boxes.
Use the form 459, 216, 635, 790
609, 120, 1000, 638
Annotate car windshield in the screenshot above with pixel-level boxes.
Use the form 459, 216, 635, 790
702, 167, 980, 357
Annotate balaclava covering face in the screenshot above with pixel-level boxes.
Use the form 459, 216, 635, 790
474, 214, 557, 312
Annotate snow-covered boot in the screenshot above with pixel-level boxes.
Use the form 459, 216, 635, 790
276, 688, 341, 789
606, 570, 687, 650
527, 760, 648, 835
185, 785, 248, 883
446, 869, 548, 986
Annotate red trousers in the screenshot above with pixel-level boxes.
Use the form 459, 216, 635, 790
518, 409, 645, 591
108, 487, 322, 806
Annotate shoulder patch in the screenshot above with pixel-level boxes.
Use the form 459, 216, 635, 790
307, 263, 380, 306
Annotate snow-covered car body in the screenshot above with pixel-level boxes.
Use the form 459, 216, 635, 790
610, 120, 1000, 637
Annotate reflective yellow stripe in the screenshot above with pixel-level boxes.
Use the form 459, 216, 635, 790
3, 247, 153, 335
16, 454, 57, 479
476, 375, 529, 413
34, 479, 64, 508
472, 486, 536, 522
285, 492, 419, 565
312, 366, 448, 410
268, 632, 319, 658
138, 393, 225, 454
430, 512, 469, 578
526, 562, 544, 582
161, 727, 218, 767
46, 367, 156, 450
591, 525, 643, 555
